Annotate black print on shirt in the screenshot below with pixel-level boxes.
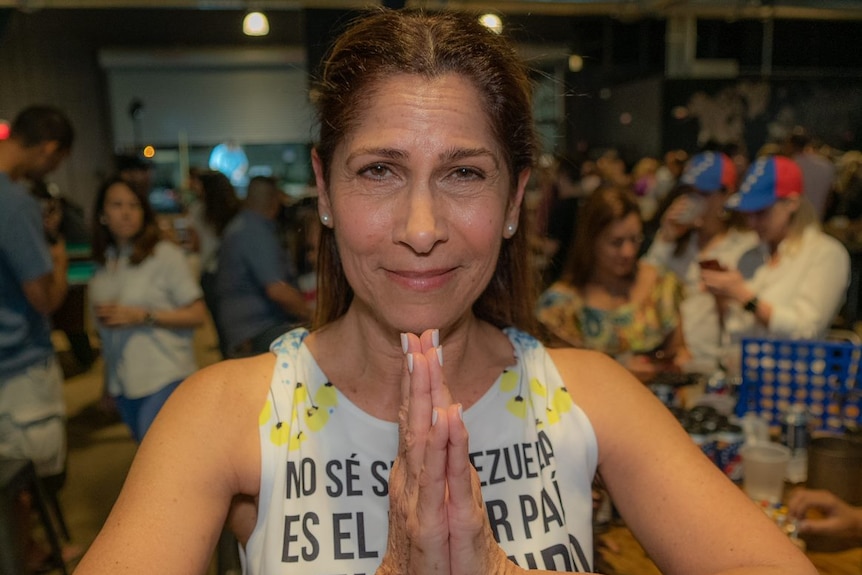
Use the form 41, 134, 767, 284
280, 431, 589, 572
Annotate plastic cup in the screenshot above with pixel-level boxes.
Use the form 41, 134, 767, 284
740, 442, 790, 504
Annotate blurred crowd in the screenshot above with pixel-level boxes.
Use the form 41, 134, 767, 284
3, 103, 862, 571
528, 130, 859, 380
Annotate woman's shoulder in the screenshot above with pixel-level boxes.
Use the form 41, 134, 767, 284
785, 227, 851, 269
808, 227, 850, 257
634, 261, 678, 294
164, 355, 276, 449
153, 239, 186, 259
545, 346, 612, 373
537, 280, 581, 306
544, 346, 638, 405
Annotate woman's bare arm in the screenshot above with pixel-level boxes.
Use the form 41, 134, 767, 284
74, 355, 274, 575
551, 348, 816, 575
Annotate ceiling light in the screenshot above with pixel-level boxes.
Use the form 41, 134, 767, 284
243, 11, 269, 37
479, 13, 503, 34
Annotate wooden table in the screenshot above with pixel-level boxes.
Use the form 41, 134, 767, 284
597, 524, 862, 575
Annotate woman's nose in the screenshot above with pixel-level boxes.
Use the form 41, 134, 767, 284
395, 186, 446, 254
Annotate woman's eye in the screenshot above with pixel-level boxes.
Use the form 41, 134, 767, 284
360, 164, 391, 179
451, 167, 483, 180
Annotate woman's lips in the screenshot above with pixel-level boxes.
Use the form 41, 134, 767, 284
386, 267, 456, 291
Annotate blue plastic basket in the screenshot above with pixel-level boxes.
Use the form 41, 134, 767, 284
735, 337, 862, 434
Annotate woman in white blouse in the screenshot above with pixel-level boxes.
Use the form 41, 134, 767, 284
701, 155, 850, 343
89, 176, 207, 441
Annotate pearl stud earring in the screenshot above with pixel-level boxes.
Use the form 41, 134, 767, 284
506, 223, 517, 236
320, 213, 331, 226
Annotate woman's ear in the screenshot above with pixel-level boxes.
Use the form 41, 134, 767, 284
785, 194, 801, 215
312, 148, 334, 228
504, 168, 531, 235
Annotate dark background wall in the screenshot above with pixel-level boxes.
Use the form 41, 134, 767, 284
1, 8, 860, 208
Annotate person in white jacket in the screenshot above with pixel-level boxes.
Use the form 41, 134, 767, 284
702, 155, 850, 346
644, 151, 759, 369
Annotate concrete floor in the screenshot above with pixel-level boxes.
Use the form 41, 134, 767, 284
50, 318, 222, 574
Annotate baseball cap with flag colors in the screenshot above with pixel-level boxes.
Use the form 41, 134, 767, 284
679, 151, 737, 193
725, 155, 803, 213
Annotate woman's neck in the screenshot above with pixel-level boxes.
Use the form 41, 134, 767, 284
697, 229, 729, 255
767, 228, 792, 258
697, 219, 728, 249
588, 268, 634, 298
307, 308, 514, 419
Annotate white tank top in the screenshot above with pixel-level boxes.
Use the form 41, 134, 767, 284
243, 327, 598, 574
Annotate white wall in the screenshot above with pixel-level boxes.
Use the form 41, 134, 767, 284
100, 47, 314, 149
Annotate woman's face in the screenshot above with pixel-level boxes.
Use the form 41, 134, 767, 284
745, 198, 797, 246
314, 73, 528, 333
593, 212, 643, 279
102, 181, 144, 245
703, 189, 728, 221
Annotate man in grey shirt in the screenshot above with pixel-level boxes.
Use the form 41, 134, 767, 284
216, 176, 311, 357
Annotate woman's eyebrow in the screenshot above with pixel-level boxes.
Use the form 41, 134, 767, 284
441, 147, 499, 167
346, 147, 407, 162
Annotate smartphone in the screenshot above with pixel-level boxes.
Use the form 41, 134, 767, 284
698, 258, 725, 271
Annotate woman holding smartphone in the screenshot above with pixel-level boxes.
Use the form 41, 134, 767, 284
643, 151, 758, 370
702, 155, 850, 343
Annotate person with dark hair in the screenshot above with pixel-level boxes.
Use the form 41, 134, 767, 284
643, 151, 758, 370
76, 11, 816, 575
536, 185, 690, 381
186, 169, 240, 358
115, 152, 154, 197
539, 155, 588, 287
215, 175, 311, 357
0, 104, 72, 472
783, 128, 836, 221
88, 176, 206, 442
0, 104, 74, 569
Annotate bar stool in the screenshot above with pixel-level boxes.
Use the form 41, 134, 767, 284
0, 458, 68, 575
41, 470, 71, 542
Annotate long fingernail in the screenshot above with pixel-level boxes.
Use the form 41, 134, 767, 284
436, 346, 443, 366
432, 409, 438, 426
407, 353, 414, 373
400, 333, 408, 354
431, 329, 439, 347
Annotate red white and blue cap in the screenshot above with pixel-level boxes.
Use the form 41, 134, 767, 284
679, 151, 737, 193
726, 155, 803, 213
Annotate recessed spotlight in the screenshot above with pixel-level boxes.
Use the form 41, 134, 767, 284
479, 13, 503, 34
243, 11, 269, 36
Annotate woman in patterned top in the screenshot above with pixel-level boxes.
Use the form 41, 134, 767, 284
536, 185, 690, 381
76, 9, 815, 575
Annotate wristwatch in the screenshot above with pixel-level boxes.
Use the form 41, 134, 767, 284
143, 310, 157, 326
743, 296, 759, 313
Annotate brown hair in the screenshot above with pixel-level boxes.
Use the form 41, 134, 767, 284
310, 9, 539, 332
562, 186, 642, 288
91, 176, 161, 266
198, 170, 240, 236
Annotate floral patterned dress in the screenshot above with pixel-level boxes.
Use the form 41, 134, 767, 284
535, 267, 683, 358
